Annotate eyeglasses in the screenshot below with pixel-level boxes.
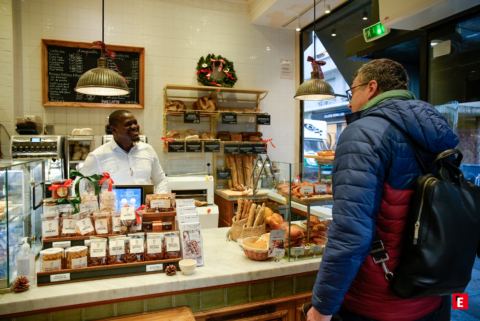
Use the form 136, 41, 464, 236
346, 83, 368, 102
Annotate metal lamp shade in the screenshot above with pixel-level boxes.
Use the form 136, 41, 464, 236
294, 74, 336, 101
75, 57, 130, 96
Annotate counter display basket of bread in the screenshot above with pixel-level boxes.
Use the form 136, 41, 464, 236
269, 161, 333, 261
65, 135, 95, 179
0, 159, 44, 292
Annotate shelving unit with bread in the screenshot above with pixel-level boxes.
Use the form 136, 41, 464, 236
163, 85, 269, 190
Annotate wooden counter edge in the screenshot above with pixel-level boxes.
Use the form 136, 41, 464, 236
0, 271, 317, 319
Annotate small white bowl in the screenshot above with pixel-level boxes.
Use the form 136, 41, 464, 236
179, 259, 197, 276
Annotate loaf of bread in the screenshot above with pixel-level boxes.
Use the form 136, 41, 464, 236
231, 134, 242, 142
218, 134, 230, 141
317, 150, 335, 157
241, 132, 263, 138
243, 109, 253, 113
166, 130, 181, 139
193, 96, 218, 112
185, 135, 199, 140
254, 109, 262, 113
249, 136, 262, 142
186, 129, 198, 136
165, 100, 186, 112
201, 132, 214, 140
220, 109, 238, 112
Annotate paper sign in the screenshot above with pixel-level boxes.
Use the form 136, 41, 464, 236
71, 257, 87, 269
310, 245, 323, 254
147, 238, 163, 254
150, 200, 168, 209
280, 59, 293, 79
130, 238, 145, 254
268, 229, 286, 258
120, 207, 136, 220
77, 218, 94, 235
50, 273, 70, 282
166, 236, 180, 251
90, 241, 106, 257
146, 264, 163, 272
80, 202, 98, 213
178, 214, 200, 224
95, 218, 109, 234
300, 186, 314, 194
42, 220, 59, 237
43, 260, 61, 272
177, 206, 198, 216
52, 241, 71, 249
109, 239, 125, 255
62, 219, 76, 235
176, 199, 196, 208
112, 216, 121, 232
290, 247, 305, 256
314, 185, 327, 193
44, 206, 60, 215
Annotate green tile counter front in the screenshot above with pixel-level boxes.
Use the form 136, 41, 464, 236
0, 228, 321, 321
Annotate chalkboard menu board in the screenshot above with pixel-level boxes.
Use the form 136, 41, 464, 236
42, 39, 144, 109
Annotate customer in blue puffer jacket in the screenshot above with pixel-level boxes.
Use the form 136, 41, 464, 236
306, 59, 458, 321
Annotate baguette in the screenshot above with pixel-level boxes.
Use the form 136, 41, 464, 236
235, 155, 244, 186
254, 203, 265, 226
229, 155, 239, 188
247, 203, 257, 227
243, 155, 251, 187
237, 198, 244, 221
254, 204, 261, 222
226, 156, 233, 190
242, 200, 251, 220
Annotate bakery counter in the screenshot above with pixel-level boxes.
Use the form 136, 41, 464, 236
0, 227, 321, 320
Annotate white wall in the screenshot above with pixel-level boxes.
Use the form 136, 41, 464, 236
5, 0, 297, 174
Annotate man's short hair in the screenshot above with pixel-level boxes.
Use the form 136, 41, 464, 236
354, 59, 409, 93
109, 110, 132, 127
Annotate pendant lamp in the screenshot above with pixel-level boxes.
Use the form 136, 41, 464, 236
294, 0, 336, 101
74, 0, 129, 96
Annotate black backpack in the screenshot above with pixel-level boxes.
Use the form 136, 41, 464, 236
371, 123, 480, 299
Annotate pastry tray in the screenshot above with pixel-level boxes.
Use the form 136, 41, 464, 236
305, 155, 335, 164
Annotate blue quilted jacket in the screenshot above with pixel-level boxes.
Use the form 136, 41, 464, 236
311, 98, 458, 319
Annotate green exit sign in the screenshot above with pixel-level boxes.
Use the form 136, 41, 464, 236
363, 22, 390, 42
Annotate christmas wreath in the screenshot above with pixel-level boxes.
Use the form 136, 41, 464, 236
196, 54, 237, 88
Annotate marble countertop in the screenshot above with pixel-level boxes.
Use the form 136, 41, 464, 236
0, 227, 321, 316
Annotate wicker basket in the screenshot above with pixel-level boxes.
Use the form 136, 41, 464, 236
241, 237, 269, 261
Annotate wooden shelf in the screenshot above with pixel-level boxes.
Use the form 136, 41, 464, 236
164, 84, 268, 98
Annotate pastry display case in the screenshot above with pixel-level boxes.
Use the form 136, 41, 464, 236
65, 135, 94, 179
0, 159, 44, 291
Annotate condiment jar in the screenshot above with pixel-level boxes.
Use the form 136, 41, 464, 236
51, 179, 70, 199
142, 221, 153, 232
162, 222, 172, 231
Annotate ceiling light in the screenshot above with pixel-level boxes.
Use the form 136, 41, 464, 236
363, 9, 368, 20
325, 4, 331, 14
431, 40, 442, 47
331, 28, 336, 36
296, 17, 301, 31
295, 0, 338, 101
74, 0, 129, 96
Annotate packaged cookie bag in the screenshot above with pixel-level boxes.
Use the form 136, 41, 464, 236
145, 194, 176, 213
99, 173, 116, 213
88, 237, 107, 266
107, 236, 127, 265
145, 233, 164, 261
127, 233, 145, 263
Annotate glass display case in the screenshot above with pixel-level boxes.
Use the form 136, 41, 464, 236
65, 135, 95, 179
271, 160, 333, 262
0, 160, 44, 291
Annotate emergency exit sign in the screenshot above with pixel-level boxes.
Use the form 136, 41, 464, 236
363, 22, 390, 42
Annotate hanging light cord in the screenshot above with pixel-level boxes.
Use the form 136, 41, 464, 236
313, 0, 316, 58
102, 0, 104, 43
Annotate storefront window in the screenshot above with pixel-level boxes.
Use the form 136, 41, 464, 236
429, 13, 480, 181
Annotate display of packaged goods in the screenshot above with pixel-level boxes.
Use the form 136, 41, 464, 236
126, 233, 145, 263
179, 222, 203, 266
75, 211, 95, 236
145, 194, 176, 212
60, 210, 77, 237
50, 179, 72, 200
93, 212, 112, 235
107, 236, 127, 265
65, 246, 88, 269
88, 238, 107, 266
120, 206, 137, 233
111, 212, 122, 234
164, 232, 181, 259
145, 233, 164, 261
41, 213, 60, 239
40, 248, 64, 272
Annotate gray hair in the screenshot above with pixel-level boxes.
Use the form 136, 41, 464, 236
354, 58, 409, 93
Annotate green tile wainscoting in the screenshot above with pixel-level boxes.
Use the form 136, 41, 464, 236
0, 273, 317, 321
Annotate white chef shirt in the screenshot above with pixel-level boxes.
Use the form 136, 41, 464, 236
80, 140, 168, 193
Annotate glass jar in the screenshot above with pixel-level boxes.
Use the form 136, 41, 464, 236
142, 221, 152, 232
51, 179, 69, 199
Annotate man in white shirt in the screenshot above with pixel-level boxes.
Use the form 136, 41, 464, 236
80, 110, 168, 193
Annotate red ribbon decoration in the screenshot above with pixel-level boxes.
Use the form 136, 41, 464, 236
211, 81, 222, 87
210, 57, 226, 72
87, 41, 128, 83
99, 172, 114, 192
263, 138, 275, 151
49, 179, 73, 191
307, 56, 326, 79
162, 136, 173, 149
197, 69, 212, 79
135, 205, 145, 225
225, 72, 235, 80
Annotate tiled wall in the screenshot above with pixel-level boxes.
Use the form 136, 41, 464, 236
0, 0, 14, 158
5, 0, 297, 172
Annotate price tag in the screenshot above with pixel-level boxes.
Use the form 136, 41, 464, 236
44, 206, 60, 215
120, 207, 136, 220
146, 264, 163, 272
43, 260, 62, 271
94, 218, 109, 234
109, 239, 125, 255
222, 113, 237, 124
50, 273, 70, 282
176, 199, 196, 208
71, 257, 87, 269
290, 247, 305, 256
112, 216, 121, 232
168, 141, 185, 153
42, 220, 59, 237
239, 144, 255, 155
147, 238, 163, 254
224, 144, 239, 155
177, 206, 198, 216
90, 241, 106, 257
310, 245, 322, 254
253, 144, 267, 154
271, 248, 285, 257
184, 112, 200, 124
186, 141, 202, 153
314, 185, 327, 193
204, 141, 220, 152
256, 114, 271, 125
166, 236, 180, 251
216, 168, 231, 179
179, 214, 200, 224
52, 241, 71, 249
80, 202, 98, 213
151, 199, 168, 209
61, 219, 76, 235
300, 186, 314, 194
130, 238, 145, 254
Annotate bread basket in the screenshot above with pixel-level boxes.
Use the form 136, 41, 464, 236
241, 237, 269, 261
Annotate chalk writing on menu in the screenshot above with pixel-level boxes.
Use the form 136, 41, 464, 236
47, 46, 140, 104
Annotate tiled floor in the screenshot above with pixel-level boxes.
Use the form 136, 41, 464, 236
451, 258, 480, 321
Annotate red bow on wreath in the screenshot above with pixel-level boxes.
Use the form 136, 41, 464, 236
99, 172, 114, 192
307, 56, 326, 79
162, 136, 173, 148
210, 57, 226, 72
197, 69, 212, 79
211, 81, 222, 87
263, 138, 275, 151
87, 41, 128, 83
225, 72, 235, 80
